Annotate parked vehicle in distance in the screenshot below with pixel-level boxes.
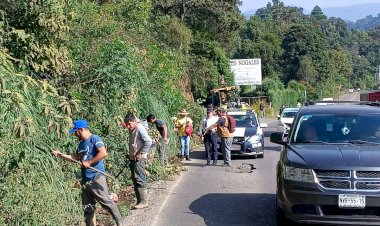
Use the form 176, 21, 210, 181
218, 109, 267, 158
316, 97, 334, 106
348, 88, 354, 93
271, 103, 380, 225
277, 107, 299, 136
360, 90, 380, 101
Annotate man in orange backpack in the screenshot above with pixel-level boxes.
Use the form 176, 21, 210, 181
203, 108, 234, 167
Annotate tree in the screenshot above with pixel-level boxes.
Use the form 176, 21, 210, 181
311, 5, 327, 21
1, 0, 72, 79
297, 56, 318, 84
153, 0, 244, 53
281, 24, 330, 82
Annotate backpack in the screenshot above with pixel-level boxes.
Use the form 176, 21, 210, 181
226, 115, 236, 133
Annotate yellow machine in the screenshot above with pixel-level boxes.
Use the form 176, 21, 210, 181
210, 86, 251, 110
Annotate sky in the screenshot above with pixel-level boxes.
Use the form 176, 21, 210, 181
239, 0, 380, 12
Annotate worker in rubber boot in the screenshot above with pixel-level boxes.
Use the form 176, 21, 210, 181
122, 114, 152, 209
52, 119, 124, 226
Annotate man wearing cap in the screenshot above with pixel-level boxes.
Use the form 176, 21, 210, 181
203, 108, 234, 167
122, 114, 152, 209
175, 109, 193, 161
51, 120, 124, 226
199, 108, 219, 165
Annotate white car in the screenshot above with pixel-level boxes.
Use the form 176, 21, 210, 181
277, 108, 299, 135
219, 110, 268, 158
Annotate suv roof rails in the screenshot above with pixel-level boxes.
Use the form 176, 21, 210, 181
305, 101, 380, 106
226, 108, 254, 112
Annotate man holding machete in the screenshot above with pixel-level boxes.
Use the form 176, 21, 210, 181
51, 119, 124, 226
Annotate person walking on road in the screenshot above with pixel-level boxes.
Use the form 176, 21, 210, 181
175, 109, 193, 161
259, 102, 265, 118
279, 104, 285, 115
51, 120, 124, 226
122, 114, 152, 209
203, 108, 234, 167
199, 108, 219, 165
147, 114, 169, 166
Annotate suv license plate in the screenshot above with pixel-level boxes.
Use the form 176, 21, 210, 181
231, 144, 241, 150
338, 194, 365, 208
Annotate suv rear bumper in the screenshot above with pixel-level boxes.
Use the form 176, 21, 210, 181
279, 180, 380, 225
218, 141, 263, 155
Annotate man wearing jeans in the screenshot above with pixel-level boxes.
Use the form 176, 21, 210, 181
203, 108, 234, 167
175, 109, 193, 161
147, 114, 169, 166
51, 120, 124, 226
122, 114, 152, 209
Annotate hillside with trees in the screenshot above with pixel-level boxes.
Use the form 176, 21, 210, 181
0, 0, 379, 224
349, 14, 380, 30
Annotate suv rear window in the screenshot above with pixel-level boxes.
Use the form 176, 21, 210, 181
291, 113, 380, 144
282, 111, 297, 118
231, 114, 258, 127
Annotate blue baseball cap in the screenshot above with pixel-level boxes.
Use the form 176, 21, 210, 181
69, 120, 89, 134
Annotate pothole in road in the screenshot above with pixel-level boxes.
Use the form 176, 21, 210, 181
226, 163, 256, 173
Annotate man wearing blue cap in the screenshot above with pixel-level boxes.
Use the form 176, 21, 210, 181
51, 119, 124, 226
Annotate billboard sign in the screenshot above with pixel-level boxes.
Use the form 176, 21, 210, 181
230, 59, 262, 85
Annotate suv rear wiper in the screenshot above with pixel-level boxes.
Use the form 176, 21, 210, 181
347, 140, 380, 145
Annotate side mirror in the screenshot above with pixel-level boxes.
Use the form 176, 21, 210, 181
260, 123, 268, 128
270, 132, 286, 145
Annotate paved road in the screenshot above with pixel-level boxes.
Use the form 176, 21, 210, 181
339, 91, 360, 101
152, 118, 280, 226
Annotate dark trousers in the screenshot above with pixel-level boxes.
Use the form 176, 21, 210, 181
82, 175, 123, 226
204, 132, 218, 162
129, 159, 147, 189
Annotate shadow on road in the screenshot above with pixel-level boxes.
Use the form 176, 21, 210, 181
265, 146, 281, 152
189, 193, 276, 226
264, 130, 277, 137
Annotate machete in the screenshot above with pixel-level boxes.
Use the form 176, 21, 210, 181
36, 145, 115, 180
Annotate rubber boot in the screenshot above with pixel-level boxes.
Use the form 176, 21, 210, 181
133, 187, 141, 207
133, 188, 149, 209
180, 155, 183, 161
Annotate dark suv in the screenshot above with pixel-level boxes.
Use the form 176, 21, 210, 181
271, 103, 380, 225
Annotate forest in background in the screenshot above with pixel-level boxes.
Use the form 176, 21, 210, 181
0, 0, 379, 224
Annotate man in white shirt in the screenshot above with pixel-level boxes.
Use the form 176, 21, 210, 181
200, 108, 219, 165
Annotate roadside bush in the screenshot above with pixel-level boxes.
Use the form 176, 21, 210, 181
0, 51, 82, 225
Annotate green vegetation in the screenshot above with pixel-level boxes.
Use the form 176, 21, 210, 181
238, 1, 380, 109
0, 0, 379, 224
349, 14, 380, 30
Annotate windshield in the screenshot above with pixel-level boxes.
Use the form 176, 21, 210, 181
232, 114, 258, 127
291, 113, 380, 144
282, 111, 298, 118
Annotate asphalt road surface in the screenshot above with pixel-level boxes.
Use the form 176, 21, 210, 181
152, 118, 281, 226
339, 91, 360, 101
